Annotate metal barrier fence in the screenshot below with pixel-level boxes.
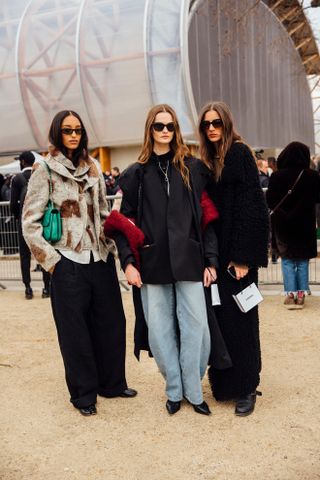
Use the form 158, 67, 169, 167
1, 200, 320, 287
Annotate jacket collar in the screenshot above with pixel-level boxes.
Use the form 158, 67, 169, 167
45, 152, 99, 190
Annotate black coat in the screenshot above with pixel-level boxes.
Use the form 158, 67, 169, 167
266, 167, 320, 259
207, 142, 270, 400
10, 170, 32, 219
112, 152, 232, 370
117, 152, 219, 283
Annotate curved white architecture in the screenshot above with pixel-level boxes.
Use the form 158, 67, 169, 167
0, 0, 316, 153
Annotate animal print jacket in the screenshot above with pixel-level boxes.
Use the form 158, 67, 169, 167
22, 151, 116, 272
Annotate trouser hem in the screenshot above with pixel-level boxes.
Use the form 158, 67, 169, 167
71, 393, 97, 409
97, 381, 128, 398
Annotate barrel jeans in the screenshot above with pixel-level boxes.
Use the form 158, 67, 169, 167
141, 281, 210, 405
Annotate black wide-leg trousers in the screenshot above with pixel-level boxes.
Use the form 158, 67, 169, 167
50, 254, 127, 408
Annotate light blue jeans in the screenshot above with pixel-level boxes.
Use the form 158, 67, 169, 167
141, 282, 210, 405
281, 258, 309, 294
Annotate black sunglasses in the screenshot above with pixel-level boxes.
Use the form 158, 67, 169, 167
152, 122, 175, 132
61, 127, 83, 135
201, 119, 223, 130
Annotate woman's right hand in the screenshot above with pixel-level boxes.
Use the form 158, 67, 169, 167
125, 264, 142, 288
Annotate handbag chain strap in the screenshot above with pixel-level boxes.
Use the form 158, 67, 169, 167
269, 170, 304, 216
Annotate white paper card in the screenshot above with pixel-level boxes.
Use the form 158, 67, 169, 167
232, 282, 263, 313
211, 283, 221, 306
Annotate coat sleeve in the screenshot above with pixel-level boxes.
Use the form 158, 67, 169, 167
22, 164, 61, 271
10, 175, 21, 219
97, 166, 110, 223
104, 165, 143, 270
200, 190, 219, 268
227, 144, 269, 268
265, 172, 282, 210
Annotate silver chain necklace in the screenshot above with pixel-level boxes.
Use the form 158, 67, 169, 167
158, 160, 170, 196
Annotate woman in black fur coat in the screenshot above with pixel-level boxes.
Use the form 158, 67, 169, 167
198, 101, 269, 416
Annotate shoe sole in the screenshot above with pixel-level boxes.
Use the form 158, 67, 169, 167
235, 409, 254, 417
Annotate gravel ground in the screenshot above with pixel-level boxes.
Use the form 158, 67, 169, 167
0, 290, 319, 480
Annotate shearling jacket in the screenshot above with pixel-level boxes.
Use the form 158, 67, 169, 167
22, 152, 116, 272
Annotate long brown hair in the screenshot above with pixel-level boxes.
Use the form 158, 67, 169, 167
138, 104, 191, 187
198, 101, 242, 181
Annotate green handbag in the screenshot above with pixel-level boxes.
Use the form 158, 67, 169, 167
41, 161, 62, 243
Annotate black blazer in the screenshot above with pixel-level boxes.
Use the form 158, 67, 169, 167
117, 154, 218, 284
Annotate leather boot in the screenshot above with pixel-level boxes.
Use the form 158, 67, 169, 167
235, 391, 262, 416
166, 400, 181, 415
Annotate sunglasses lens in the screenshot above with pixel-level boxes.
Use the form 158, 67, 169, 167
61, 128, 82, 135
153, 123, 175, 132
201, 121, 210, 130
153, 123, 164, 132
166, 123, 175, 132
202, 119, 223, 130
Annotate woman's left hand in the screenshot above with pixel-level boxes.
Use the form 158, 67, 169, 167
228, 262, 248, 280
203, 266, 217, 287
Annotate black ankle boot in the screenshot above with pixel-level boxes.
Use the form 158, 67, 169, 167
42, 288, 50, 298
25, 287, 33, 300
235, 391, 262, 417
192, 401, 211, 416
166, 400, 181, 415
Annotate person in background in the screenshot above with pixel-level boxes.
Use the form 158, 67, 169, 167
198, 101, 269, 416
0, 173, 4, 200
23, 110, 137, 416
256, 159, 270, 189
267, 156, 277, 176
111, 166, 121, 188
311, 154, 320, 229
10, 151, 51, 299
266, 142, 320, 309
1, 174, 12, 201
266, 156, 279, 263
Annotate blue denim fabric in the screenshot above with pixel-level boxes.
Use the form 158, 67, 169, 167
281, 258, 309, 293
141, 282, 210, 405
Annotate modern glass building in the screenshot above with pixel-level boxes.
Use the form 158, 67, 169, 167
0, 0, 319, 165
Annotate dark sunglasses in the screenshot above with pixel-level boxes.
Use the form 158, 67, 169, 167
152, 122, 175, 132
61, 127, 83, 135
201, 119, 223, 130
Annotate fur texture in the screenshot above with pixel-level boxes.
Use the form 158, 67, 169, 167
200, 191, 219, 231
208, 142, 269, 399
104, 210, 145, 269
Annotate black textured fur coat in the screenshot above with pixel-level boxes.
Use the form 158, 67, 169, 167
207, 142, 269, 400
